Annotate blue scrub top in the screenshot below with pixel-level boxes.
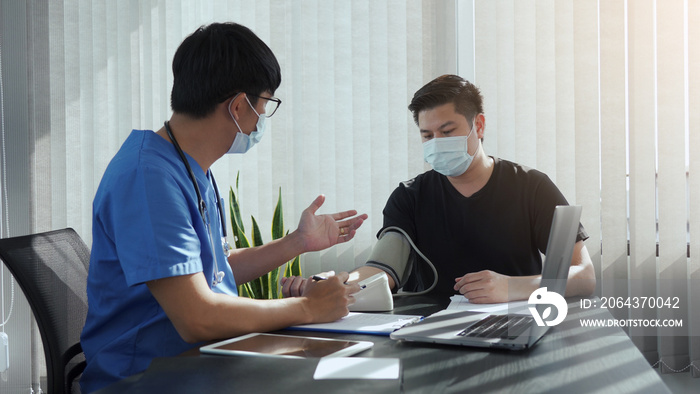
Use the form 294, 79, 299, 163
80, 130, 238, 393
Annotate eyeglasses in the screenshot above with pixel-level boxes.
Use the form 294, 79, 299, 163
247, 94, 282, 118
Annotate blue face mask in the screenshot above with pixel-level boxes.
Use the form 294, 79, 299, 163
227, 94, 267, 154
422, 119, 478, 177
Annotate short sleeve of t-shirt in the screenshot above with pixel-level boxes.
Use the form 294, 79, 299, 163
116, 166, 203, 285
380, 179, 419, 240
93, 134, 208, 287
525, 171, 589, 253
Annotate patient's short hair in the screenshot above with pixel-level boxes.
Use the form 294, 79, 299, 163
408, 75, 483, 126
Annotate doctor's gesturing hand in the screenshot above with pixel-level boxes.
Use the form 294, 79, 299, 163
292, 194, 368, 252
278, 195, 366, 300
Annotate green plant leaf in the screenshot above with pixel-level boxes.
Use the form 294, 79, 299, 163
272, 187, 284, 240
238, 282, 255, 298
248, 275, 263, 299
245, 282, 257, 299
229, 188, 238, 245
238, 284, 249, 298
235, 225, 251, 249
284, 257, 291, 278
290, 255, 302, 277
284, 255, 302, 278
250, 217, 271, 297
251, 216, 264, 247
270, 266, 281, 299
229, 187, 246, 247
257, 276, 268, 299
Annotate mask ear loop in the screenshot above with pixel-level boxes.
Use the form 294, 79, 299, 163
378, 226, 438, 297
228, 93, 244, 133
469, 115, 484, 157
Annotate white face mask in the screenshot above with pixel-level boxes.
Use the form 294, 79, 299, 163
226, 94, 267, 154
422, 120, 478, 177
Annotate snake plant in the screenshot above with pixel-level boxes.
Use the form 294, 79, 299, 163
229, 173, 301, 299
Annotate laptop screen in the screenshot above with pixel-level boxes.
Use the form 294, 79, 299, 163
538, 205, 582, 298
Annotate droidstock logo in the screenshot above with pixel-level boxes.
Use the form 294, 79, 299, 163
528, 287, 568, 327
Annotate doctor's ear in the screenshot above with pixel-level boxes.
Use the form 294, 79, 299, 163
225, 92, 247, 120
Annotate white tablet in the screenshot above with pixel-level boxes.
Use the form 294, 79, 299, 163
199, 333, 374, 359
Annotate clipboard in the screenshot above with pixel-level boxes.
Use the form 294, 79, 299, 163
287, 312, 423, 336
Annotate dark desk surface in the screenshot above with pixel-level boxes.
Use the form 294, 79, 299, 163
98, 296, 670, 394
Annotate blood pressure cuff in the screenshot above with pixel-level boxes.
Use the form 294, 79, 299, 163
364, 231, 413, 293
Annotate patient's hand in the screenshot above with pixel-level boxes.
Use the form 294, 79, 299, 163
454, 270, 510, 303
282, 270, 339, 298
281, 275, 309, 297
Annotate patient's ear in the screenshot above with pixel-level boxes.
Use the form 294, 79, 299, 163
475, 113, 486, 139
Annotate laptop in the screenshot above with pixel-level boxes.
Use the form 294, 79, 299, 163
390, 205, 582, 350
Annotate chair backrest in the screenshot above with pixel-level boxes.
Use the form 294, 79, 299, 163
0, 228, 89, 394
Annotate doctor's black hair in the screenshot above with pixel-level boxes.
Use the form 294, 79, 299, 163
170, 22, 281, 119
408, 75, 483, 127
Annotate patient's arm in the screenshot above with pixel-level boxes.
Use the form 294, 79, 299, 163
282, 230, 410, 298
350, 266, 396, 289
454, 241, 596, 303
358, 230, 411, 290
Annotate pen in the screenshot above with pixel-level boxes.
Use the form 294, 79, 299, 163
311, 275, 366, 289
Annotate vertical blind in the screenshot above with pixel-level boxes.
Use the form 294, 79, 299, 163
466, 0, 698, 378
1, 0, 454, 271
0, 1, 453, 391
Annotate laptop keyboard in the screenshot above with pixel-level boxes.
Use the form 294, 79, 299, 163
457, 314, 534, 340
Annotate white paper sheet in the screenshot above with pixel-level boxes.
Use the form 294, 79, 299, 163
313, 357, 400, 380
446, 295, 531, 315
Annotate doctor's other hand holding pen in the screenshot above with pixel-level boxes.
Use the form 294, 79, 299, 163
291, 271, 360, 323
281, 270, 358, 298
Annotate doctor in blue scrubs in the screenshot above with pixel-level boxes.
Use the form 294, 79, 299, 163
80, 22, 367, 393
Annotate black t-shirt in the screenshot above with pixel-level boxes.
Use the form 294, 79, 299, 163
380, 157, 588, 298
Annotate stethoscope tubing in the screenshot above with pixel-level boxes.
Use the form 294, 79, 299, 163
163, 121, 227, 286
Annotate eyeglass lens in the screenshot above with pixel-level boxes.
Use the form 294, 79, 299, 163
265, 100, 276, 116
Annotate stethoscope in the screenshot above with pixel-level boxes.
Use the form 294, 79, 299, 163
164, 121, 232, 287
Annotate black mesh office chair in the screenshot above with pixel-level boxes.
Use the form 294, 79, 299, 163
0, 228, 89, 394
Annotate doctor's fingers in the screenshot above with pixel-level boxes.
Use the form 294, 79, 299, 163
337, 215, 367, 231
313, 273, 359, 298
344, 282, 362, 298
336, 229, 356, 244
330, 209, 363, 221
333, 271, 349, 283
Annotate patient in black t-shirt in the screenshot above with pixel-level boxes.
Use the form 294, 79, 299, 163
282, 75, 596, 303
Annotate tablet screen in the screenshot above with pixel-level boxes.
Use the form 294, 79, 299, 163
200, 333, 373, 358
